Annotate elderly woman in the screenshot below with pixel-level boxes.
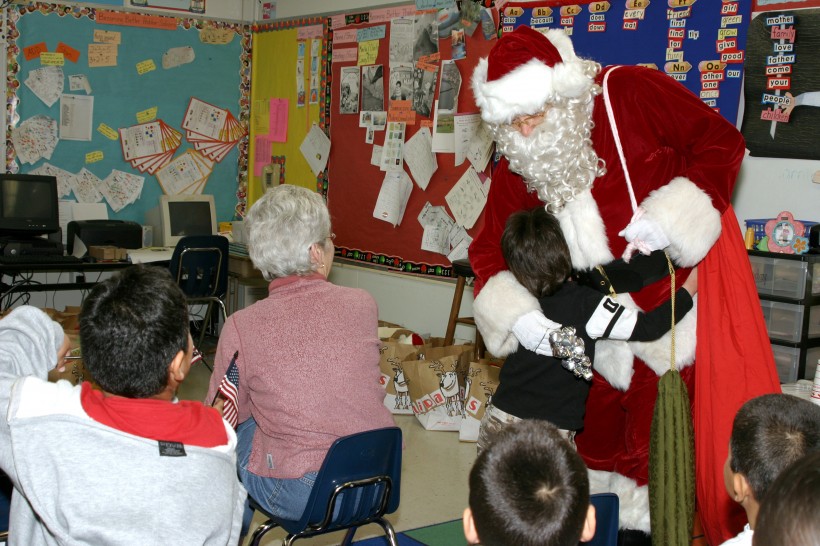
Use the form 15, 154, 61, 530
205, 184, 394, 530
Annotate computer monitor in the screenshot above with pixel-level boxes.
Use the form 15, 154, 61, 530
145, 194, 217, 248
0, 173, 59, 238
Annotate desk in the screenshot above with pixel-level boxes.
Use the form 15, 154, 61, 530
1, 260, 133, 310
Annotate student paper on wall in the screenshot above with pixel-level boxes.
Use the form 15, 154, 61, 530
373, 170, 412, 226
418, 201, 455, 255
380, 121, 406, 171
431, 101, 454, 153
454, 113, 481, 167
11, 115, 58, 165
403, 126, 437, 190
299, 124, 331, 176
156, 149, 213, 195
162, 46, 195, 69
59, 94, 93, 141
467, 121, 494, 172
389, 17, 414, 63
68, 168, 104, 204
100, 170, 144, 212
68, 74, 92, 94
25, 66, 64, 107
445, 166, 487, 230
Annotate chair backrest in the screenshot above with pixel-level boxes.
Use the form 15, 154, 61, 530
587, 493, 619, 546
168, 235, 229, 299
281, 427, 403, 535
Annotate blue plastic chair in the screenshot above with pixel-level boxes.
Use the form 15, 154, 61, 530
168, 235, 229, 364
248, 427, 403, 546
586, 493, 619, 546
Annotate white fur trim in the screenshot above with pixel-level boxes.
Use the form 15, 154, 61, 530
588, 470, 651, 532
471, 29, 594, 125
556, 190, 614, 271
473, 271, 541, 357
639, 177, 720, 268
630, 295, 697, 375
472, 58, 558, 125
593, 339, 635, 391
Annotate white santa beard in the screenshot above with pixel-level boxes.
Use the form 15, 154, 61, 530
494, 104, 603, 212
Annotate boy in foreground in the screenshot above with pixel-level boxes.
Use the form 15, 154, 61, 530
464, 419, 596, 546
0, 265, 245, 545
720, 393, 820, 546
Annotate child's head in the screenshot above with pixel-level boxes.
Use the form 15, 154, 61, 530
724, 394, 820, 513
753, 450, 820, 546
501, 206, 571, 297
464, 420, 595, 546
80, 265, 192, 399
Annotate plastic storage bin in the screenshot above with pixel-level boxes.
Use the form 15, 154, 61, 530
759, 299, 805, 342
771, 344, 800, 384
748, 255, 808, 299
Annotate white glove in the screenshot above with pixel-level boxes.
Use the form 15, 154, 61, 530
512, 310, 561, 356
618, 207, 670, 263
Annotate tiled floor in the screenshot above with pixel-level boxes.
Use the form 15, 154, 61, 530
178, 349, 475, 546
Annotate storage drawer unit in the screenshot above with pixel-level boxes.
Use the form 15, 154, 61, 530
748, 251, 820, 382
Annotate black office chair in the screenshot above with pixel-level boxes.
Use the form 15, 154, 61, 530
249, 426, 403, 546
169, 235, 229, 366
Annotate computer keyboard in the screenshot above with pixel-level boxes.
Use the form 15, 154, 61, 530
0, 254, 83, 265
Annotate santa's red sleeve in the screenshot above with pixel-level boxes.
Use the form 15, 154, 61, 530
469, 158, 544, 356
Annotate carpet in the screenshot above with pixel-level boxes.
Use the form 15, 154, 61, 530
354, 519, 465, 546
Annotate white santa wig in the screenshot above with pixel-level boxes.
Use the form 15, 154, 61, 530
471, 26, 600, 125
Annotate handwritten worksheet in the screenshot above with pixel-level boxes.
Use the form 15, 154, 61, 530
373, 170, 412, 227
445, 166, 487, 230
403, 126, 437, 190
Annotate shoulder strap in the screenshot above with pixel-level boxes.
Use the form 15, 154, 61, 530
602, 66, 638, 213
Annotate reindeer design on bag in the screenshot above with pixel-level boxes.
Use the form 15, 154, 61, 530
429, 359, 462, 417
462, 366, 484, 418
390, 358, 411, 410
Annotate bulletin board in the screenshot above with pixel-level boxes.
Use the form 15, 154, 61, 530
6, 3, 251, 225
502, 1, 752, 125
324, 0, 751, 277
246, 17, 329, 208
741, 9, 820, 160
327, 3, 496, 278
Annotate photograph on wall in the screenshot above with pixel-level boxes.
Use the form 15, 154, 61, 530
389, 63, 413, 102
411, 65, 437, 118
413, 12, 439, 61
339, 66, 361, 114
361, 64, 385, 112
741, 9, 820, 159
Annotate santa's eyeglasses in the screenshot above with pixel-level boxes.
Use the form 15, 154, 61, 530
509, 111, 546, 132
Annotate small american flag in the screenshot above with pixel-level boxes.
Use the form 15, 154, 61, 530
216, 351, 240, 429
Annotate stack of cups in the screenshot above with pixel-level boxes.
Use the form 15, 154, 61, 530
811, 359, 820, 407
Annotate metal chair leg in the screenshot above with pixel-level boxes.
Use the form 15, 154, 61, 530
249, 519, 279, 546
340, 525, 358, 546
376, 518, 399, 546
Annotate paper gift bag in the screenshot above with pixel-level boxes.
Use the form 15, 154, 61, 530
405, 345, 474, 431
378, 337, 422, 415
459, 359, 503, 442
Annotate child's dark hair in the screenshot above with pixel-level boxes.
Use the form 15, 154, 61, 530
729, 393, 820, 501
501, 206, 571, 297
469, 419, 589, 546
80, 265, 189, 398
753, 450, 820, 546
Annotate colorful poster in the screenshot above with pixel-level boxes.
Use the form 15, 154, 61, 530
741, 9, 820, 159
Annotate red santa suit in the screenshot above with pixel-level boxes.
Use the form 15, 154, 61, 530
470, 26, 780, 545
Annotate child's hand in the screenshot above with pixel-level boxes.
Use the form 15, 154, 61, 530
212, 396, 226, 415
55, 336, 72, 373
683, 267, 698, 296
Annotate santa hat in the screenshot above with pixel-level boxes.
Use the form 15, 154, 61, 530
471, 26, 595, 125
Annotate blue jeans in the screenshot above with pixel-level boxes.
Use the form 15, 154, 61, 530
237, 418, 317, 535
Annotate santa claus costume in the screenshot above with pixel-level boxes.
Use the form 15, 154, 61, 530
469, 26, 779, 545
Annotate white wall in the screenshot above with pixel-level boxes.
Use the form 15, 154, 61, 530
733, 156, 820, 232
275, 0, 406, 19
329, 260, 478, 342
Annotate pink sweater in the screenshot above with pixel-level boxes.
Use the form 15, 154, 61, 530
205, 273, 395, 478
